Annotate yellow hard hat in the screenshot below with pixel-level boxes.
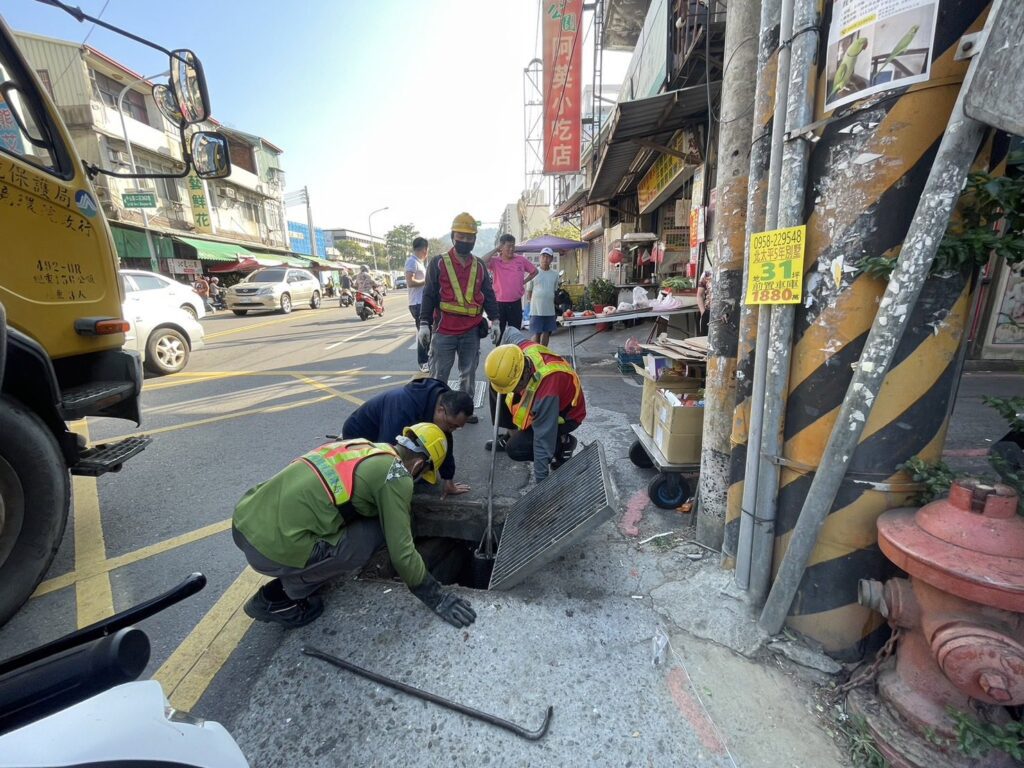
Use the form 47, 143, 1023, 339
402, 422, 448, 485
451, 212, 478, 235
485, 344, 525, 394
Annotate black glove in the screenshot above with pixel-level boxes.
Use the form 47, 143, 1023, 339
411, 573, 476, 628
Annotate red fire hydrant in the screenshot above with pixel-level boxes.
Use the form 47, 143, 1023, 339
856, 479, 1023, 764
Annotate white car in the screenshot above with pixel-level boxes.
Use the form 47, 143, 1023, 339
122, 295, 205, 376
121, 269, 206, 320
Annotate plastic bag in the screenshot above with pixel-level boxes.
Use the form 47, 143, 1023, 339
651, 627, 669, 666
624, 336, 642, 354
632, 286, 652, 308
617, 302, 635, 313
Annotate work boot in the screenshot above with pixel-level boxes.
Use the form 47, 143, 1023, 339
244, 580, 323, 629
485, 433, 510, 452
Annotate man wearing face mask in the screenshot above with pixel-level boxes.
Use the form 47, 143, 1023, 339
418, 212, 499, 423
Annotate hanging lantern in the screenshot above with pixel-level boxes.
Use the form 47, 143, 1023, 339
608, 249, 624, 265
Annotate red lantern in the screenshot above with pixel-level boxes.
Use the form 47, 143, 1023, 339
608, 249, 624, 265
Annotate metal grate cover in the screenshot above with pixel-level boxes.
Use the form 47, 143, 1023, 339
489, 442, 615, 590
446, 380, 488, 409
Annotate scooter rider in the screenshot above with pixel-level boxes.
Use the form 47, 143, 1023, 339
354, 264, 383, 306
232, 423, 476, 629
484, 327, 586, 483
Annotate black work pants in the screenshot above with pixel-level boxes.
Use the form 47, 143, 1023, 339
408, 304, 428, 365
497, 300, 523, 338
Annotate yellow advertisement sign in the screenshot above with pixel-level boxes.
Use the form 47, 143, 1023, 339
746, 225, 806, 305
187, 174, 213, 234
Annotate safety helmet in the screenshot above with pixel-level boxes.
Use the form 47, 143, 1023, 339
451, 212, 478, 235
485, 344, 526, 394
398, 422, 448, 485
360, 264, 369, 272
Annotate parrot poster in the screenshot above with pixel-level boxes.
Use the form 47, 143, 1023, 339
829, 36, 868, 99
878, 24, 920, 74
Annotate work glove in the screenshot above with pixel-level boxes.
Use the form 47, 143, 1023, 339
411, 573, 476, 628
489, 322, 503, 347
417, 324, 431, 350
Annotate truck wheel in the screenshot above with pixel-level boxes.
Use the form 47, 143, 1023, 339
145, 327, 190, 375
0, 396, 70, 626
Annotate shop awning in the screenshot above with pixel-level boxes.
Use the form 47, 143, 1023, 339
302, 255, 344, 270
589, 83, 719, 203
173, 236, 259, 263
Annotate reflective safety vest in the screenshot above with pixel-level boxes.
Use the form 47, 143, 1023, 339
297, 439, 397, 507
506, 343, 581, 430
439, 254, 482, 316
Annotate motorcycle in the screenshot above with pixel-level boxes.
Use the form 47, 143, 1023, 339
554, 272, 572, 318
338, 288, 353, 308
0, 574, 248, 767
355, 290, 384, 321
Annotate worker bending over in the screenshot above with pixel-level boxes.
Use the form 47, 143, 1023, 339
484, 327, 586, 483
232, 423, 476, 629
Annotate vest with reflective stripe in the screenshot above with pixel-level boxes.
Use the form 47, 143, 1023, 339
506, 343, 581, 430
297, 439, 397, 506
439, 254, 482, 316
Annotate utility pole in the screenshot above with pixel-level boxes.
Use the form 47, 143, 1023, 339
696, 0, 762, 549
304, 185, 316, 258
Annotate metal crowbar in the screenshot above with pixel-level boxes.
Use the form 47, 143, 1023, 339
301, 646, 553, 741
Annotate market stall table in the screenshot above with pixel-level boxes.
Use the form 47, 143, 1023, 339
556, 298, 700, 368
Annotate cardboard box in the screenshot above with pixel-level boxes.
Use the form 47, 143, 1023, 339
640, 392, 655, 435
652, 389, 704, 464
653, 418, 702, 464
634, 363, 703, 437
654, 391, 704, 433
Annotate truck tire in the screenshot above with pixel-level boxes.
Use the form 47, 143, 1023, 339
0, 396, 70, 626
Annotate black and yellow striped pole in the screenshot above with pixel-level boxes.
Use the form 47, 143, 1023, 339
763, 0, 994, 659
722, 0, 781, 567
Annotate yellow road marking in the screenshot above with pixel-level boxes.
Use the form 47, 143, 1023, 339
68, 421, 114, 627
291, 373, 365, 406
153, 567, 268, 712
143, 368, 418, 391
33, 519, 233, 598
203, 307, 337, 340
97, 393, 336, 443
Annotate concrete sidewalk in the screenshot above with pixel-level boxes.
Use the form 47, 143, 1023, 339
212, 320, 1020, 768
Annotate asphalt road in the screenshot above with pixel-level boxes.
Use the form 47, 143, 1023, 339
0, 289, 424, 707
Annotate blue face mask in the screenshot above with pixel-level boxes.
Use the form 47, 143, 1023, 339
454, 240, 474, 255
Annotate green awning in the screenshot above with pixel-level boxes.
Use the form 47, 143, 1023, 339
111, 225, 174, 262
173, 236, 259, 262
302, 255, 344, 270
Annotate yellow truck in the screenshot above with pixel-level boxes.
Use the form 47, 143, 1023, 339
0, 3, 230, 624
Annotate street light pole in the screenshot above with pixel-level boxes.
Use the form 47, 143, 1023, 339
116, 70, 169, 273
368, 206, 389, 273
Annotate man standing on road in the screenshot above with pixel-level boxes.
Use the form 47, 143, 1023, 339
232, 423, 476, 629
193, 274, 212, 312
526, 247, 559, 346
487, 234, 537, 337
484, 327, 586, 484
405, 237, 430, 372
341, 378, 474, 497
418, 212, 498, 423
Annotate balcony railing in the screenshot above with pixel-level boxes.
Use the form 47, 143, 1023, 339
670, 0, 727, 87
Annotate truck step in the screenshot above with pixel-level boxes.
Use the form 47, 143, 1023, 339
70, 436, 151, 477
61, 381, 136, 420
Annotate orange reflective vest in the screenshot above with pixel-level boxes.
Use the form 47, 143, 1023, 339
439, 254, 482, 316
297, 439, 397, 506
506, 343, 581, 430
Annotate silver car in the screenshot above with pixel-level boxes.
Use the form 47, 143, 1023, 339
226, 268, 322, 315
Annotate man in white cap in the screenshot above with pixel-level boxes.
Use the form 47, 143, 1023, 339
526, 247, 559, 346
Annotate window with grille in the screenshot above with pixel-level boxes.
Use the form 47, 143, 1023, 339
92, 70, 149, 124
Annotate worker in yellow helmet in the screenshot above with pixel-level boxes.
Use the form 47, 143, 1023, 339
232, 423, 476, 629
418, 212, 499, 422
484, 327, 586, 483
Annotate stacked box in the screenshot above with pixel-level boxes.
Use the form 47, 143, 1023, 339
633, 364, 703, 436
652, 389, 704, 463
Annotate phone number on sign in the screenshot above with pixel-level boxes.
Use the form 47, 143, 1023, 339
751, 229, 803, 248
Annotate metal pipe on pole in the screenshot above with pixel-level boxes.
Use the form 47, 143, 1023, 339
758, 9, 993, 634
734, 0, 794, 591
747, 0, 822, 606
695, 0, 762, 550
116, 70, 169, 273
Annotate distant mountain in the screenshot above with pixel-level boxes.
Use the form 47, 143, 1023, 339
427, 226, 499, 255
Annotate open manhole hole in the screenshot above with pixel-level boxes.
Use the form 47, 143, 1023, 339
358, 443, 615, 591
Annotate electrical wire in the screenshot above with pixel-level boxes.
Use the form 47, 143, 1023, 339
52, 0, 112, 90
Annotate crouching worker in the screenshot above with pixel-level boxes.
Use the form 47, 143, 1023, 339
484, 327, 586, 483
232, 423, 476, 629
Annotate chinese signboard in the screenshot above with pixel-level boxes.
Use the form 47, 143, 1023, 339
543, 0, 583, 174
187, 174, 213, 234
122, 191, 156, 209
745, 225, 806, 305
637, 129, 700, 214
825, 0, 938, 111
168, 258, 202, 276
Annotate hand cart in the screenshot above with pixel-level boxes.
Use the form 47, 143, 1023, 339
628, 424, 699, 509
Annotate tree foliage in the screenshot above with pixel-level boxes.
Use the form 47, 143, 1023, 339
384, 224, 420, 271
528, 219, 582, 241
427, 236, 451, 255
335, 240, 369, 264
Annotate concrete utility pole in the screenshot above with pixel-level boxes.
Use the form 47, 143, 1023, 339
304, 185, 316, 258
696, 0, 762, 550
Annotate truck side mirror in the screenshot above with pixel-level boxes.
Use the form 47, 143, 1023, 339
169, 49, 211, 124
151, 83, 184, 127
190, 132, 231, 179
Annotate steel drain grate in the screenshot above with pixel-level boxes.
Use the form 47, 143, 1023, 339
489, 442, 615, 590
446, 379, 488, 409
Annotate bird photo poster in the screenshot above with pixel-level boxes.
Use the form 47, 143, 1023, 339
824, 0, 939, 111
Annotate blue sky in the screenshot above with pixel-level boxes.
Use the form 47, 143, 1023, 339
5, 0, 629, 237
